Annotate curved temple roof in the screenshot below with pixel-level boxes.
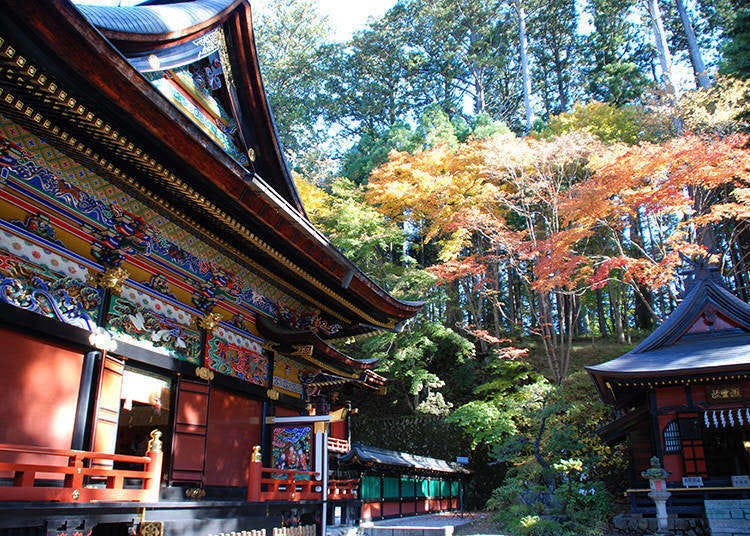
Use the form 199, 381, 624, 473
0, 0, 423, 335
256, 316, 382, 371
339, 443, 469, 475
76, 0, 240, 40
587, 262, 750, 403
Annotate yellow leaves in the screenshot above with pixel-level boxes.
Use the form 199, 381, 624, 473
676, 75, 750, 135
365, 125, 748, 298
293, 171, 334, 219
367, 140, 497, 244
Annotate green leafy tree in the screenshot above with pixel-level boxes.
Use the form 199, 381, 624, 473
582, 0, 653, 104
720, 4, 750, 78
341, 123, 419, 185
528, 0, 579, 116
541, 101, 671, 144
321, 11, 419, 136
253, 0, 335, 165
353, 320, 476, 415
451, 360, 620, 535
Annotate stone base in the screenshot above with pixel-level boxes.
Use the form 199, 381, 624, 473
705, 500, 750, 536
611, 513, 708, 536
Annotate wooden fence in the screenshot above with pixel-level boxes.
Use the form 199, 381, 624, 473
273, 525, 316, 536
210, 525, 315, 536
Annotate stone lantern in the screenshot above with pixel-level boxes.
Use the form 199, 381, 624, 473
641, 456, 672, 535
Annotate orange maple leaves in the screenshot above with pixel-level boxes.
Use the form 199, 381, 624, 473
366, 130, 749, 294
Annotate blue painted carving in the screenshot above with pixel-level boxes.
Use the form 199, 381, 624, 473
0, 271, 100, 330
10, 213, 63, 246
0, 133, 339, 328
90, 204, 152, 268
143, 273, 175, 298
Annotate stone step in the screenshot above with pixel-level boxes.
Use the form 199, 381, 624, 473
706, 499, 750, 536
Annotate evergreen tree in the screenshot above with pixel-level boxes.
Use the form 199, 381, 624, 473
582, 0, 653, 104
253, 0, 334, 164
721, 4, 750, 78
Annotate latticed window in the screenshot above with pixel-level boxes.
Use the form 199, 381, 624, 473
678, 415, 707, 475
664, 420, 681, 453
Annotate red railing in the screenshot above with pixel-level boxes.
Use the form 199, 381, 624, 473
258, 468, 322, 502
326, 437, 350, 454
246, 447, 360, 503
0, 432, 163, 503
328, 478, 358, 500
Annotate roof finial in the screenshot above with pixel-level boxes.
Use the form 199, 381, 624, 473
679, 253, 724, 294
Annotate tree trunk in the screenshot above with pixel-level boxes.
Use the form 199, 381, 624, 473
596, 289, 609, 337
445, 280, 463, 327
609, 280, 625, 344
506, 264, 517, 331
552, 45, 568, 111
516, 0, 534, 132
675, 0, 711, 88
630, 213, 655, 331
647, 0, 678, 98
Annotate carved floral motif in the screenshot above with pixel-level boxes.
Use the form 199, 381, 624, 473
206, 329, 268, 387
107, 293, 201, 363
0, 248, 100, 329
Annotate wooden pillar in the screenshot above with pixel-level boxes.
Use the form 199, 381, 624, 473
649, 391, 664, 459
71, 350, 99, 450
380, 474, 384, 519
144, 429, 164, 503
247, 445, 262, 502
398, 473, 403, 517
261, 348, 275, 468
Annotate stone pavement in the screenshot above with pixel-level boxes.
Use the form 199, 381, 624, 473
326, 513, 501, 536
364, 512, 483, 529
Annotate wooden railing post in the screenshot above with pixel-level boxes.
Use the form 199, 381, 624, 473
247, 445, 262, 502
65, 451, 84, 499
143, 429, 163, 503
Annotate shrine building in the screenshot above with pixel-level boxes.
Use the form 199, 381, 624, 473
0, 1, 465, 534
588, 262, 750, 516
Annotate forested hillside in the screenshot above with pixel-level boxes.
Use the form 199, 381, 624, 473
253, 0, 749, 532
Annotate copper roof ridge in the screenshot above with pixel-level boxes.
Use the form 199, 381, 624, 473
74, 0, 241, 42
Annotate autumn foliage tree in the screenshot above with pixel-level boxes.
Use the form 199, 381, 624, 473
366, 127, 750, 384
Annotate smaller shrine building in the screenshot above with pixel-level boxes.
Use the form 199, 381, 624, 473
588, 262, 750, 514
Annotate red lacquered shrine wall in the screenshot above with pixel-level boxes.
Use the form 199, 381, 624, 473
0, 329, 82, 467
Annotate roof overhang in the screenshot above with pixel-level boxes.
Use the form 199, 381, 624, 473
0, 0, 423, 333
340, 443, 470, 475
596, 406, 649, 445
587, 332, 750, 403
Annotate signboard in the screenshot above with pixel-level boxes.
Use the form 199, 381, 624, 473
682, 476, 704, 488
456, 456, 469, 465
707, 384, 743, 404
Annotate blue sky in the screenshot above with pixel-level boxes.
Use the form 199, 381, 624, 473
76, 1, 397, 42
317, 0, 395, 41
